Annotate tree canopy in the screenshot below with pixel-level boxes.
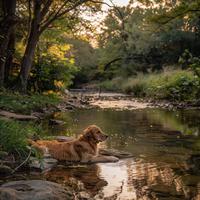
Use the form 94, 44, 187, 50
1, 0, 200, 92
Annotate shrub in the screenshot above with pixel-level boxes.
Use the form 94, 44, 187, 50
146, 70, 199, 101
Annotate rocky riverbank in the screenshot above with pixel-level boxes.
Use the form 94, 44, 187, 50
68, 91, 200, 110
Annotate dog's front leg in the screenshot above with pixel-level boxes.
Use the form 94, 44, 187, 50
80, 154, 94, 163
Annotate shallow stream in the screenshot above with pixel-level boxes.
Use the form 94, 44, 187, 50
40, 108, 200, 200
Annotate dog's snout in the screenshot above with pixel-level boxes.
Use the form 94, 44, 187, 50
105, 135, 108, 139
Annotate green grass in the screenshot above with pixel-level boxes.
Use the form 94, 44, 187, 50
100, 77, 124, 91
0, 91, 62, 158
0, 91, 60, 114
0, 119, 41, 157
100, 70, 200, 102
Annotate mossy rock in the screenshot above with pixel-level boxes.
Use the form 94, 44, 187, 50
0, 165, 13, 176
0, 151, 8, 159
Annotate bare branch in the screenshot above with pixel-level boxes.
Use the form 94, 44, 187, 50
40, 0, 53, 19
39, 0, 90, 34
156, 8, 200, 26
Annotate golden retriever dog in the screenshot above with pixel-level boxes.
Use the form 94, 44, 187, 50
28, 125, 119, 163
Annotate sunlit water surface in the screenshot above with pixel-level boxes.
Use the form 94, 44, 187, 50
37, 108, 200, 200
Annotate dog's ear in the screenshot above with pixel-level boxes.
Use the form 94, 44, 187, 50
83, 127, 93, 140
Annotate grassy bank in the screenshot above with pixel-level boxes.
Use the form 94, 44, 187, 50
0, 91, 60, 114
0, 91, 61, 161
0, 119, 41, 158
100, 70, 200, 102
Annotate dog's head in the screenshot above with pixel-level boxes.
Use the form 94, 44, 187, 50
82, 125, 108, 143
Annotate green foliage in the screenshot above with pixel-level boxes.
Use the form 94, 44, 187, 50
179, 49, 200, 78
145, 70, 199, 101
122, 76, 147, 97
100, 77, 124, 91
0, 119, 39, 157
190, 57, 200, 78
100, 70, 200, 101
95, 0, 200, 84
0, 91, 60, 114
66, 39, 99, 86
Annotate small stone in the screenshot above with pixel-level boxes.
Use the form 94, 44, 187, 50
49, 119, 66, 126
99, 148, 133, 158
29, 157, 58, 172
79, 191, 91, 199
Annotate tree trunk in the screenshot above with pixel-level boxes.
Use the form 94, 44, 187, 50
17, 1, 41, 92
0, 0, 17, 87
4, 31, 15, 84
18, 28, 39, 92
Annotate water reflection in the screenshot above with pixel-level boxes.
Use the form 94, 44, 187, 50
45, 164, 107, 196
43, 108, 200, 199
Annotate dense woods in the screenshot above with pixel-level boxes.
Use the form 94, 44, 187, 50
0, 0, 102, 92
0, 0, 200, 98
1, 2, 200, 198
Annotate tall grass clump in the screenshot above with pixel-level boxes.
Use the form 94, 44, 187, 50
122, 70, 200, 101
0, 119, 40, 157
121, 74, 149, 97
101, 69, 200, 101
99, 77, 123, 91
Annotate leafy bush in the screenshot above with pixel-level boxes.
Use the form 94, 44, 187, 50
146, 70, 200, 101
29, 43, 78, 92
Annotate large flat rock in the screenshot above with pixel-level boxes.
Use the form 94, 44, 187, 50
0, 180, 73, 200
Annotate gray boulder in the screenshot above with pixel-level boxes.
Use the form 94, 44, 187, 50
0, 180, 73, 200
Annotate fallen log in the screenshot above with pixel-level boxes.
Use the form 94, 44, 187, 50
0, 110, 38, 121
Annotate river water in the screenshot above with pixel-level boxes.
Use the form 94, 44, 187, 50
39, 108, 200, 200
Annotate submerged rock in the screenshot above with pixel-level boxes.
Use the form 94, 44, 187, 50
99, 148, 133, 159
0, 180, 73, 200
29, 157, 57, 172
49, 119, 66, 126
29, 152, 57, 172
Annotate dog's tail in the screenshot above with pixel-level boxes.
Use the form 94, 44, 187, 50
27, 138, 36, 145
27, 139, 46, 153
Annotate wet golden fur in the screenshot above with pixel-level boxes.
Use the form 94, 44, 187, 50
28, 125, 118, 163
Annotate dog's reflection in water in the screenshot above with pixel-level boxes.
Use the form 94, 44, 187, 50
45, 164, 107, 196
